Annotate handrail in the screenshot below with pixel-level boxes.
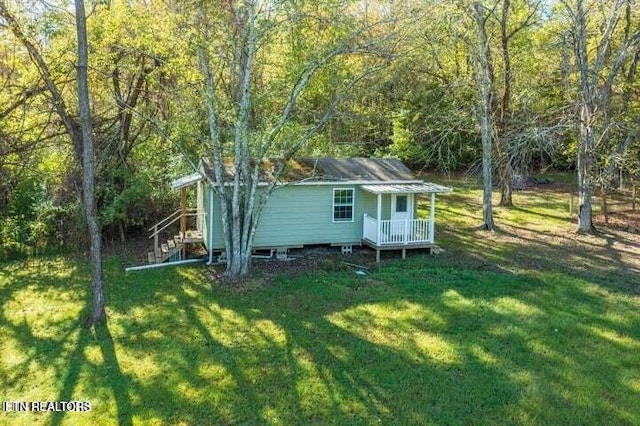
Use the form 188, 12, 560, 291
149, 211, 204, 239
147, 208, 198, 232
148, 209, 181, 232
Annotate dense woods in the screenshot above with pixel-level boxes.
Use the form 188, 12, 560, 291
0, 0, 638, 260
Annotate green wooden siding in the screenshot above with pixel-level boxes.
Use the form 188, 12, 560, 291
203, 185, 394, 250
201, 185, 211, 248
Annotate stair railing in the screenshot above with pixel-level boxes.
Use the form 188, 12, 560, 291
149, 208, 199, 250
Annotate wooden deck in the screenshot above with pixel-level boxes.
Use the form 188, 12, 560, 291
181, 230, 204, 244
362, 237, 436, 262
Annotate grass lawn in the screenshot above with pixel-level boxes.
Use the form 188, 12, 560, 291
1, 176, 639, 425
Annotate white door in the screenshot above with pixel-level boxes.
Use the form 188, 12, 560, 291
390, 194, 413, 243
391, 194, 413, 221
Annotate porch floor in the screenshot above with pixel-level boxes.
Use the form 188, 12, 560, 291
362, 238, 436, 250
362, 238, 436, 262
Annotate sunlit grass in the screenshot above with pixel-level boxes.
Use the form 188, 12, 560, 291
1, 175, 639, 425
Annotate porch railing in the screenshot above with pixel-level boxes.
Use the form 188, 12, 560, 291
363, 214, 433, 245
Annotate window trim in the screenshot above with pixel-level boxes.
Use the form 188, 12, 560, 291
332, 188, 355, 223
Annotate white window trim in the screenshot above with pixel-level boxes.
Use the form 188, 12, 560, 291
332, 188, 355, 223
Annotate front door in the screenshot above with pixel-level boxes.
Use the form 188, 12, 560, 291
389, 194, 413, 243
391, 194, 413, 221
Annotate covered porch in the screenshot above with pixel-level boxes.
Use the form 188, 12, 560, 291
361, 182, 451, 262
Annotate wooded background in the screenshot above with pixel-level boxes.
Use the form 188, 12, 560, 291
1, 0, 639, 258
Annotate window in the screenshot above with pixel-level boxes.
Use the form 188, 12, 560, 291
333, 188, 354, 222
395, 195, 408, 212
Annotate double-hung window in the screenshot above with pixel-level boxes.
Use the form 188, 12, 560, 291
333, 188, 354, 222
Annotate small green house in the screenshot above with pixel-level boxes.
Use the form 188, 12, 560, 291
152, 158, 451, 265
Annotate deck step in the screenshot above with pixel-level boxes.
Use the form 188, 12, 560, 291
148, 252, 156, 264
167, 239, 176, 249
161, 243, 169, 254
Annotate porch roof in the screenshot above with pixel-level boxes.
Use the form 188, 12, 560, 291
171, 172, 203, 190
361, 183, 452, 194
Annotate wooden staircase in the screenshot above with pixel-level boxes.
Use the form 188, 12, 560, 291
148, 234, 184, 264
147, 208, 205, 265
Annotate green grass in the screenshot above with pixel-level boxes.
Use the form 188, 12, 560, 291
1, 177, 639, 425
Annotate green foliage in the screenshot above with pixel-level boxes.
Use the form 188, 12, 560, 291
1, 0, 638, 257
0, 175, 69, 259
99, 166, 151, 226
386, 112, 419, 163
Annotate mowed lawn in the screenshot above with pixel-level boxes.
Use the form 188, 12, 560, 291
1, 176, 639, 425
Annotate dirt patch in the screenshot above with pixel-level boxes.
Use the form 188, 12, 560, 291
440, 218, 640, 289
594, 211, 640, 233
207, 246, 379, 290
103, 235, 150, 265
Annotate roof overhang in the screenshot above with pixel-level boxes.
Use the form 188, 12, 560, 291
361, 183, 452, 194
171, 172, 204, 190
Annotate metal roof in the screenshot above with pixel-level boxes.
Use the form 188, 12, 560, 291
172, 158, 452, 192
303, 158, 416, 181
200, 157, 417, 183
361, 183, 452, 194
171, 172, 203, 189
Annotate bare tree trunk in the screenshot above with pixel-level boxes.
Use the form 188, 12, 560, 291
473, 2, 495, 230
573, 0, 595, 233
75, 0, 105, 323
497, 0, 513, 207
576, 103, 595, 232
197, 0, 260, 278
499, 164, 513, 206
228, 0, 257, 277
564, 0, 640, 233
601, 5, 640, 190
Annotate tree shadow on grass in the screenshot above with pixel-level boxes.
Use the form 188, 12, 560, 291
47, 319, 133, 426
4, 250, 639, 425
94, 321, 133, 426
176, 271, 526, 424
510, 205, 572, 222
48, 310, 91, 426
438, 219, 640, 292
205, 264, 639, 424
0, 257, 133, 426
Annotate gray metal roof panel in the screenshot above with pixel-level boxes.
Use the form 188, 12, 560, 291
361, 183, 452, 194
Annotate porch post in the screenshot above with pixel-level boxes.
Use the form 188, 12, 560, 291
207, 186, 214, 265
180, 187, 187, 234
153, 225, 158, 251
376, 193, 382, 245
429, 192, 435, 243
404, 216, 408, 245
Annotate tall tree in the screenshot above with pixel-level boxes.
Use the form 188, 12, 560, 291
0, 0, 105, 322
472, 2, 496, 230
75, 0, 105, 323
194, 0, 397, 277
560, 0, 640, 233
493, 0, 542, 206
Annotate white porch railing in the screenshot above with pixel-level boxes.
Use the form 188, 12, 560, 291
363, 214, 433, 245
